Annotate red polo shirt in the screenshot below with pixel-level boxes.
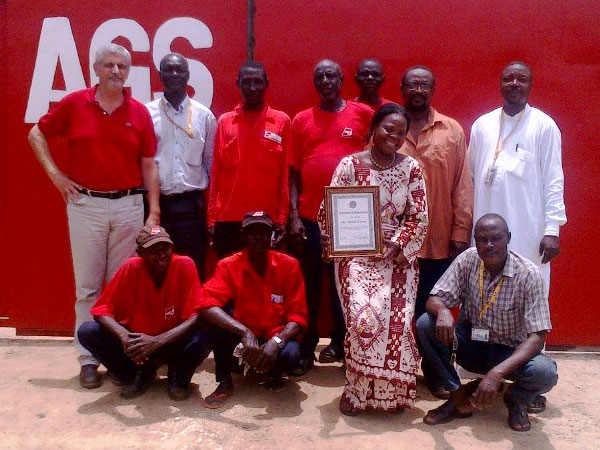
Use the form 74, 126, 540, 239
200, 250, 308, 339
91, 255, 201, 336
290, 102, 372, 221
207, 104, 291, 227
37, 86, 156, 191
350, 97, 395, 112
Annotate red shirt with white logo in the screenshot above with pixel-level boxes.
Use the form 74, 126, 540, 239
37, 86, 156, 191
207, 104, 291, 226
290, 102, 372, 221
200, 250, 308, 339
91, 255, 201, 336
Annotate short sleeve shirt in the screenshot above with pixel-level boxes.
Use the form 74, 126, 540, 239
38, 86, 156, 191
290, 102, 372, 221
91, 255, 201, 336
207, 104, 291, 226
430, 248, 551, 348
199, 250, 308, 339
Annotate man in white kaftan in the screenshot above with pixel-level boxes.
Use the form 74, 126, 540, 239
469, 62, 566, 293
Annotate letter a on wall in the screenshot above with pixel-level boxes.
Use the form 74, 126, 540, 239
25, 17, 86, 123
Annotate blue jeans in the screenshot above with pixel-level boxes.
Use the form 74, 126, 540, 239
415, 257, 454, 388
212, 328, 302, 382
416, 313, 558, 405
78, 321, 211, 387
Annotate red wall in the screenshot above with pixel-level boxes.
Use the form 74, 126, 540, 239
2, 1, 599, 345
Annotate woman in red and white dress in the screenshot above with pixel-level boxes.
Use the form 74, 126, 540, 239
319, 103, 428, 415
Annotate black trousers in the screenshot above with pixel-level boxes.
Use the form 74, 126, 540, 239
212, 328, 302, 381
160, 190, 207, 280
298, 218, 345, 360
78, 321, 211, 387
213, 221, 244, 259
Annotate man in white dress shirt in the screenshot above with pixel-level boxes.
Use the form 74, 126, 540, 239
469, 61, 566, 294
146, 53, 217, 279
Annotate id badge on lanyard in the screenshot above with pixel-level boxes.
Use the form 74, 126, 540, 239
471, 327, 489, 342
472, 262, 504, 343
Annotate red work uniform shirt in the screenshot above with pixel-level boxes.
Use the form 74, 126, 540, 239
91, 255, 201, 336
200, 251, 308, 339
350, 97, 395, 113
37, 86, 156, 191
207, 104, 291, 227
290, 102, 372, 221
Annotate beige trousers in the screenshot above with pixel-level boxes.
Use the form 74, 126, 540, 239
67, 194, 143, 366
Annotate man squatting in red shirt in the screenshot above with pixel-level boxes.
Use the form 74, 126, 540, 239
78, 225, 211, 400
198, 211, 308, 408
289, 59, 372, 370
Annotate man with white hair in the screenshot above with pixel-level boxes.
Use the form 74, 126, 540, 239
28, 43, 160, 388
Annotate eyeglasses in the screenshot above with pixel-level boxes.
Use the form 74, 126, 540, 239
402, 82, 433, 92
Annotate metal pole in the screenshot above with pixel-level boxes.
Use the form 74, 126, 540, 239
247, 0, 255, 61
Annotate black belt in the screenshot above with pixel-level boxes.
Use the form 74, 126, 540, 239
160, 190, 202, 200
77, 187, 146, 199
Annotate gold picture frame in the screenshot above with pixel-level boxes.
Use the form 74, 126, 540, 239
324, 185, 383, 257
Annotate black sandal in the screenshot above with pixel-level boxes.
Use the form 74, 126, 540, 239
503, 391, 531, 432
526, 394, 546, 414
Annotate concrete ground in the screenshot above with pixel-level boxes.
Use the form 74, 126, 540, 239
0, 332, 598, 450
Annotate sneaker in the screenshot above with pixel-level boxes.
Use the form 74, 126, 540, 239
120, 367, 156, 399
79, 364, 102, 389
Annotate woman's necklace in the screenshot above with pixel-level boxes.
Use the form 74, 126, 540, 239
369, 148, 396, 170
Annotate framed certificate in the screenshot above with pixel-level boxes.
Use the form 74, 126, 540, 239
324, 185, 383, 257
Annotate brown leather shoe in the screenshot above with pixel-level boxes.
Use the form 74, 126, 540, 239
79, 364, 102, 389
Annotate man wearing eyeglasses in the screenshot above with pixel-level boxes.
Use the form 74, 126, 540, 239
399, 65, 473, 399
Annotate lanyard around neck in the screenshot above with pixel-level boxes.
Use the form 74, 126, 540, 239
161, 98, 193, 138
477, 262, 504, 322
492, 108, 524, 166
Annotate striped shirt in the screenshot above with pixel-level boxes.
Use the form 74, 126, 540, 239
431, 248, 551, 348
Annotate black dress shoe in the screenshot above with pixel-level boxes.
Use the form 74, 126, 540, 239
290, 357, 315, 376
120, 367, 156, 399
318, 343, 343, 363
79, 364, 102, 389
167, 383, 193, 401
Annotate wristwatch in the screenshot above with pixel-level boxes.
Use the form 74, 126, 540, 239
271, 335, 285, 349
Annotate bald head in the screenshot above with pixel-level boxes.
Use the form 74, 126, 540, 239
474, 213, 512, 272
313, 59, 343, 106
475, 213, 509, 235
314, 59, 341, 75
160, 53, 188, 72
356, 58, 383, 73
355, 58, 385, 100
503, 61, 532, 80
